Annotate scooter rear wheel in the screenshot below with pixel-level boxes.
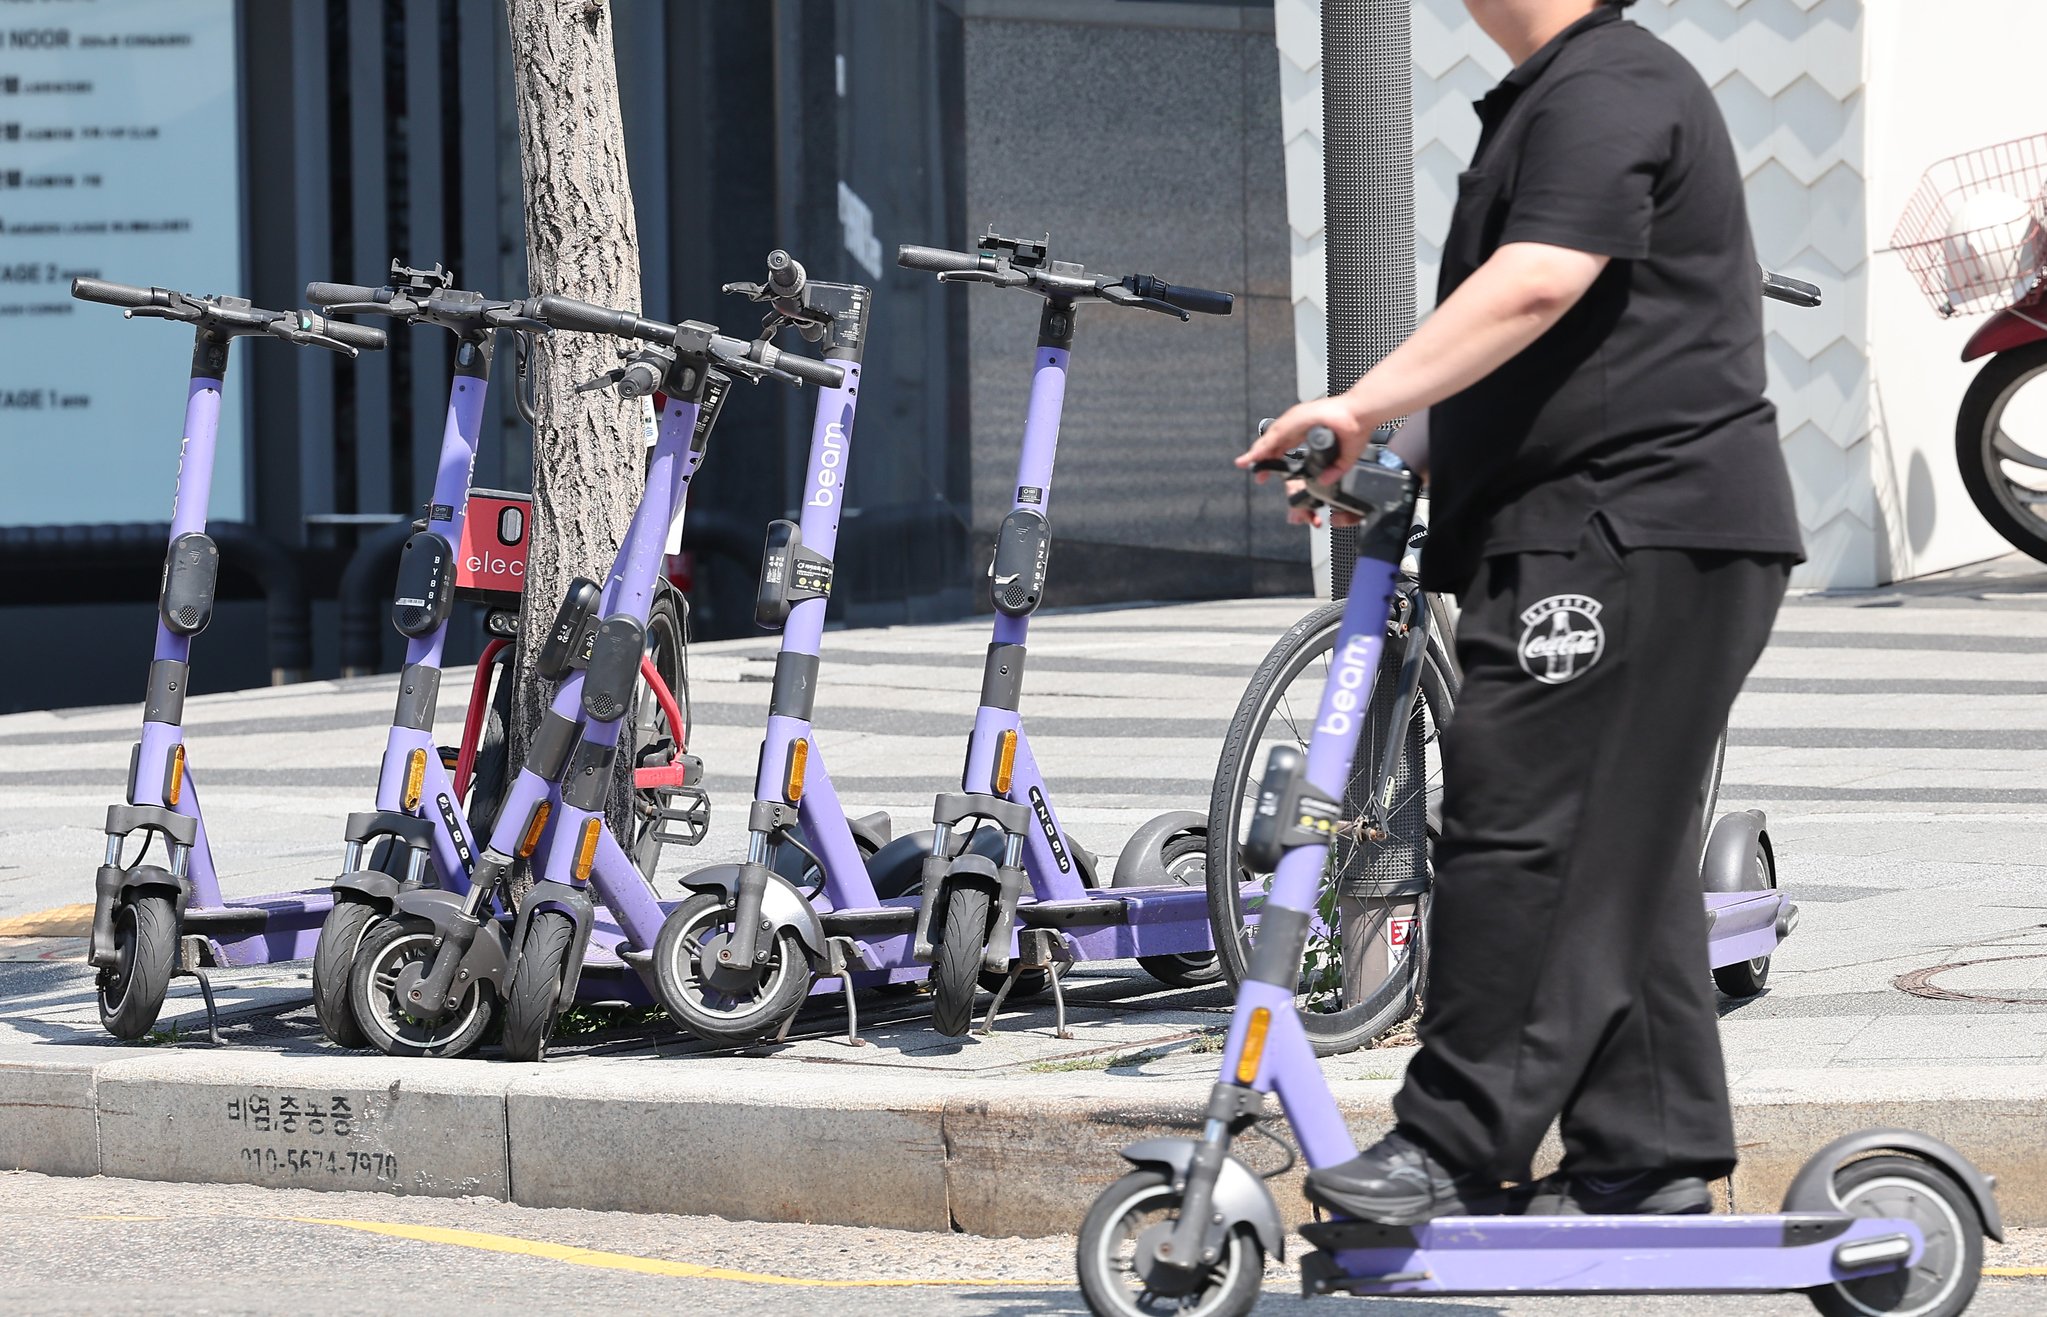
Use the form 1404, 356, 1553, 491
1712, 828, 1776, 999
1137, 833, 1222, 988
932, 883, 993, 1037
348, 916, 496, 1058
1803, 1155, 1983, 1317
502, 910, 576, 1062
1076, 1168, 1262, 1317
96, 893, 176, 1041
653, 891, 811, 1046
312, 896, 379, 1049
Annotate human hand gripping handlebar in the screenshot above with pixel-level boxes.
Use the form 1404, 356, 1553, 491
72, 277, 387, 357
528, 293, 845, 390
1249, 423, 1410, 523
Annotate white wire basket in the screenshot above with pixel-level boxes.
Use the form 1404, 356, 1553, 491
1891, 132, 2047, 318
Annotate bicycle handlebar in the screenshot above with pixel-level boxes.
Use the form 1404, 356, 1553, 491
1761, 270, 1823, 308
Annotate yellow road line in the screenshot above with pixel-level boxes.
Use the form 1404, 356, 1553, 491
0, 903, 93, 938
1985, 1265, 2047, 1277
290, 1217, 1063, 1288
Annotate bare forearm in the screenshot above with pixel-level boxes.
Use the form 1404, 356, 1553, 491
1346, 244, 1607, 420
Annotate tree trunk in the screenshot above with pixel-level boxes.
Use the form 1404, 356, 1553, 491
504, 0, 644, 855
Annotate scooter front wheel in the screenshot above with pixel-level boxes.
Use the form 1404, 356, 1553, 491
501, 910, 576, 1062
932, 882, 993, 1037
348, 916, 496, 1058
653, 891, 811, 1045
312, 896, 379, 1049
1802, 1155, 1983, 1317
1076, 1169, 1263, 1317
96, 893, 177, 1041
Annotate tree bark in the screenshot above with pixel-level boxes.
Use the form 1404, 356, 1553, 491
504, 0, 644, 851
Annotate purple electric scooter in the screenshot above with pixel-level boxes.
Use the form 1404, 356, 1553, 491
653, 252, 1013, 1047
896, 231, 1238, 1037
300, 262, 556, 1050
72, 277, 387, 1042
342, 289, 841, 1061
1074, 429, 2000, 1317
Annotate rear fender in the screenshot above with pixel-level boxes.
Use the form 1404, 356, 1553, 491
1962, 306, 2047, 362
1111, 811, 1206, 888
1783, 1128, 2004, 1242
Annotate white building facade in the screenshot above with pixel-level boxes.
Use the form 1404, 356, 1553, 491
1279, 0, 2040, 588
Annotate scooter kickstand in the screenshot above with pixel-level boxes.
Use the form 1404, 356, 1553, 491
979, 966, 1022, 1036
825, 936, 867, 1047
178, 935, 223, 1046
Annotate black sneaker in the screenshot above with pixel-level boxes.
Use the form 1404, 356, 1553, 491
1302, 1130, 1505, 1225
1524, 1169, 1713, 1216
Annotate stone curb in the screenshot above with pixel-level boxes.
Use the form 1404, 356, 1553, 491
4, 1047, 2043, 1237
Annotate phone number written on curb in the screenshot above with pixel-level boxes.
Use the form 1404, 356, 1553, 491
239, 1146, 399, 1182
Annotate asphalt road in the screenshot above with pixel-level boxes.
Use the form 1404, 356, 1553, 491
3, 1173, 2042, 1316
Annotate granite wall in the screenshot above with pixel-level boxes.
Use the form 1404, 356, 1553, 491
959, 0, 1306, 605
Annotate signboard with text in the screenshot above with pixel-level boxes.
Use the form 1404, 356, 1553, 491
0, 0, 243, 526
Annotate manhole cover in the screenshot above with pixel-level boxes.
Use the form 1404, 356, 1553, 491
1894, 954, 2047, 1005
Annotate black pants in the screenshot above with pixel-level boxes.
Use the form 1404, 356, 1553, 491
1393, 518, 1789, 1183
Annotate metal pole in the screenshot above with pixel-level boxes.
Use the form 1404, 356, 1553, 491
1321, 0, 1414, 600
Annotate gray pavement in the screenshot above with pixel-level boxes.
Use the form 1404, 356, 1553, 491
4, 562, 2047, 1244
4, 1173, 2043, 1316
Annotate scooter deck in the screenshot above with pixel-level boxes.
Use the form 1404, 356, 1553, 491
195, 889, 338, 967
1018, 885, 1215, 960
1298, 1211, 1921, 1296
1704, 889, 1792, 969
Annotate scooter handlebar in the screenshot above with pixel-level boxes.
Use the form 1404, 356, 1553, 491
532, 293, 661, 339
731, 339, 845, 389
71, 277, 165, 310
305, 314, 389, 352
304, 281, 385, 309
897, 244, 987, 276
1761, 269, 1823, 308
1129, 276, 1234, 317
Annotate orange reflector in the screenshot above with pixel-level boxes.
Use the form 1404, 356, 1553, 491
1235, 1007, 1272, 1085
573, 817, 603, 881
994, 729, 1018, 795
784, 738, 809, 803
517, 802, 552, 858
166, 744, 186, 806
402, 748, 427, 811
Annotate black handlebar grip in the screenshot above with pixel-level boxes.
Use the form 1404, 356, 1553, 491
765, 346, 846, 390
896, 245, 984, 275
1760, 271, 1823, 308
766, 250, 805, 293
1154, 281, 1234, 317
1302, 426, 1340, 479
305, 281, 385, 308
533, 294, 643, 337
308, 314, 388, 352
71, 277, 161, 309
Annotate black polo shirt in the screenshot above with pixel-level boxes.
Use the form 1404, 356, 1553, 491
1420, 7, 1805, 593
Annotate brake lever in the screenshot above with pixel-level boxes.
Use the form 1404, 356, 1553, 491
486, 305, 552, 335
574, 368, 626, 394
1096, 283, 1190, 321
320, 297, 409, 318
938, 268, 1025, 288
125, 305, 199, 324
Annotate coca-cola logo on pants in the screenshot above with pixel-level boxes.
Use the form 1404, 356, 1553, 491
1518, 594, 1605, 684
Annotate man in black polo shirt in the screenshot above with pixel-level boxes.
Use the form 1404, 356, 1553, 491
1240, 0, 1804, 1220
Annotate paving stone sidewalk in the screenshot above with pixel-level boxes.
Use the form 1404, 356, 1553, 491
3, 560, 2046, 1231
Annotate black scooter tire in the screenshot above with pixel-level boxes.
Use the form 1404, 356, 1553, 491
1138, 833, 1222, 988
932, 883, 993, 1037
312, 897, 379, 1048
97, 893, 177, 1041
348, 915, 496, 1058
1076, 1169, 1262, 1317
502, 909, 576, 1062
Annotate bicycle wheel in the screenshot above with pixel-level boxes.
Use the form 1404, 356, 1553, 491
1206, 599, 1453, 1055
